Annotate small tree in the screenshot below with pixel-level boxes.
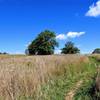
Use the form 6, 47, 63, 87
92, 48, 100, 54
27, 30, 58, 55
61, 41, 80, 54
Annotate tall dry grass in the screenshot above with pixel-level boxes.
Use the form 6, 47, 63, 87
0, 55, 89, 100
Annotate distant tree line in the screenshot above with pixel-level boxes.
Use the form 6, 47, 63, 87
0, 52, 8, 55
26, 30, 99, 55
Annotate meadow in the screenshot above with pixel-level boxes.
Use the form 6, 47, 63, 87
0, 54, 99, 100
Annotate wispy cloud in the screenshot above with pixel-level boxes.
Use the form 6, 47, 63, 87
56, 31, 85, 40
67, 32, 85, 38
56, 34, 67, 40
86, 0, 100, 17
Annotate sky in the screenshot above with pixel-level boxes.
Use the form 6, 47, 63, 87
0, 0, 100, 54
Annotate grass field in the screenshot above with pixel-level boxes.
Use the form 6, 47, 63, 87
0, 54, 99, 100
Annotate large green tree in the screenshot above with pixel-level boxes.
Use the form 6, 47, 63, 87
61, 41, 80, 54
27, 30, 58, 55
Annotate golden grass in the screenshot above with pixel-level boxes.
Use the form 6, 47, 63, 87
0, 55, 89, 100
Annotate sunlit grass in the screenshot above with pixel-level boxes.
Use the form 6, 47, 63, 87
0, 54, 98, 100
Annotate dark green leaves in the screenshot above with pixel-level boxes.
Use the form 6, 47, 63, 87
27, 30, 58, 55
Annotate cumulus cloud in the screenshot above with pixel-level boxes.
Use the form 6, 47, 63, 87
86, 0, 100, 17
56, 34, 67, 40
56, 31, 85, 40
67, 32, 85, 38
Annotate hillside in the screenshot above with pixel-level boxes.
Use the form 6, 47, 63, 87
0, 54, 99, 100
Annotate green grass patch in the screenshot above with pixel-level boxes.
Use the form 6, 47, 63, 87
36, 62, 96, 100
74, 55, 100, 100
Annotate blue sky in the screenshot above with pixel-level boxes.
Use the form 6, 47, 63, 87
0, 0, 100, 54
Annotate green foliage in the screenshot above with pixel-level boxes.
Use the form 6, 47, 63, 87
27, 30, 58, 55
74, 78, 96, 100
61, 41, 80, 54
89, 55, 100, 67
37, 62, 96, 100
74, 56, 100, 100
92, 48, 100, 54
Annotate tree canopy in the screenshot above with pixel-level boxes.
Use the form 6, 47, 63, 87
27, 30, 58, 55
61, 41, 80, 54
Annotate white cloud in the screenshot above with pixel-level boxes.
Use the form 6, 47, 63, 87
86, 0, 100, 17
56, 31, 85, 40
67, 32, 85, 38
55, 50, 61, 54
56, 34, 67, 40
